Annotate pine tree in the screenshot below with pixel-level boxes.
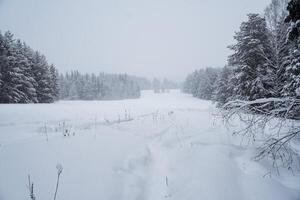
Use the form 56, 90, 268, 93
182, 73, 194, 94
0, 31, 29, 103
153, 78, 161, 93
191, 71, 201, 97
264, 0, 290, 97
214, 66, 234, 105
282, 48, 300, 97
32, 52, 54, 103
0, 32, 4, 90
285, 0, 300, 41
265, 0, 289, 33
49, 64, 59, 100
228, 14, 275, 100
277, 0, 300, 97
0, 32, 5, 95
21, 42, 40, 102
195, 68, 219, 100
274, 18, 291, 96
0, 30, 59, 103
68, 82, 79, 100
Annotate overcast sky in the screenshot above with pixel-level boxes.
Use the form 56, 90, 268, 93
0, 0, 270, 81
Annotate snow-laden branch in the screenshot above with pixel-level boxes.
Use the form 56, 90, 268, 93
221, 97, 300, 172
223, 97, 300, 120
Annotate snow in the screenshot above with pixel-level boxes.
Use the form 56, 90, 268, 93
0, 90, 299, 200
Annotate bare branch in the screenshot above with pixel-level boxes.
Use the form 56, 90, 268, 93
221, 97, 300, 171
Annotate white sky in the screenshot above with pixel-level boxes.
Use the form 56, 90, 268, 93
0, 0, 270, 81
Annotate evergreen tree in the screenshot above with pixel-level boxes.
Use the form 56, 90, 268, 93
282, 0, 300, 97
14, 40, 38, 103
0, 31, 30, 103
275, 18, 291, 96
191, 71, 201, 97
0, 32, 4, 90
0, 32, 7, 101
213, 66, 234, 105
282, 48, 300, 97
264, 0, 290, 96
32, 52, 54, 103
0, 30, 59, 103
182, 73, 194, 94
228, 14, 275, 100
196, 68, 219, 100
152, 78, 161, 93
285, 0, 300, 41
49, 64, 59, 100
182, 68, 220, 100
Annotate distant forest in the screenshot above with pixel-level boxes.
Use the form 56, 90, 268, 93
0, 31, 179, 103
59, 71, 142, 100
59, 71, 179, 100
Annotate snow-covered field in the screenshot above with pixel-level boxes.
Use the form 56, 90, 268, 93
0, 90, 299, 200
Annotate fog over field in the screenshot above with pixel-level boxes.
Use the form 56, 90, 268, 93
0, 0, 270, 80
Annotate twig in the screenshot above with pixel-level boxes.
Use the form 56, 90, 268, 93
54, 164, 63, 200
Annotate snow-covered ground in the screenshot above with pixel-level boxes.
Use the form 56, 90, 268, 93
0, 90, 299, 200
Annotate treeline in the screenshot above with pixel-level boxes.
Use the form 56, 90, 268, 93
0, 30, 178, 103
59, 72, 181, 100
182, 68, 220, 100
59, 71, 141, 100
0, 31, 59, 103
130, 76, 152, 90
184, 0, 300, 109
152, 78, 179, 93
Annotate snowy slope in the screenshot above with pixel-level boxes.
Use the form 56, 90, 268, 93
0, 90, 299, 200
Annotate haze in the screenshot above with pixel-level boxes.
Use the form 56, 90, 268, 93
0, 0, 270, 81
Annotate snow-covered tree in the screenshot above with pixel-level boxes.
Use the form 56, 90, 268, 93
49, 64, 59, 100
228, 14, 275, 100
282, 0, 300, 98
190, 71, 201, 97
32, 52, 54, 103
0, 31, 35, 103
0, 30, 58, 103
182, 73, 194, 94
274, 19, 291, 95
59, 71, 142, 100
182, 68, 220, 100
196, 68, 219, 100
14, 39, 38, 103
282, 48, 300, 97
285, 0, 300, 41
182, 70, 200, 96
265, 0, 289, 32
264, 0, 290, 96
213, 66, 234, 105
152, 78, 161, 93
0, 32, 4, 90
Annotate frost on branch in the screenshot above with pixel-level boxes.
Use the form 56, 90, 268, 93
56, 163, 63, 175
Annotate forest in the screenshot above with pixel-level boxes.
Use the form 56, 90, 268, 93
183, 0, 299, 114
0, 31, 59, 103
183, 0, 300, 170
0, 32, 179, 102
